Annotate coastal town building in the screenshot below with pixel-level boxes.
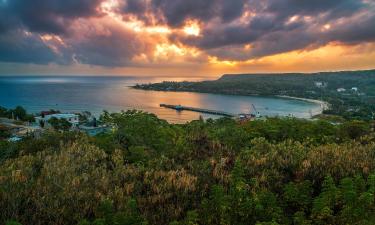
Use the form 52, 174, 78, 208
8, 136, 22, 142
314, 81, 327, 88
337, 88, 346, 92
35, 113, 79, 128
0, 118, 43, 142
79, 125, 111, 136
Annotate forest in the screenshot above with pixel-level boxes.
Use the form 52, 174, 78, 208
134, 69, 375, 120
1, 110, 375, 225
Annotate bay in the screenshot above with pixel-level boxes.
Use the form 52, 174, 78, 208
0, 76, 321, 123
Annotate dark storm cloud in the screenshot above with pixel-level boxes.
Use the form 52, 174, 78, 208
221, 0, 246, 22
326, 13, 375, 44
190, 24, 260, 49
0, 0, 106, 65
70, 24, 151, 67
123, 0, 148, 14
151, 0, 218, 26
265, 0, 364, 18
184, 12, 306, 50
121, 0, 246, 26
0, 30, 57, 64
0, 2, 19, 33
1, 0, 105, 34
182, 0, 375, 60
0, 0, 374, 66
119, 0, 374, 60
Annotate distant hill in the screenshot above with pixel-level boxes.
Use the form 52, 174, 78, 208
134, 69, 375, 120
219, 70, 375, 81
135, 69, 375, 96
213, 69, 375, 96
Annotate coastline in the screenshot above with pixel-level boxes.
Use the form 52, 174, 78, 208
133, 85, 330, 117
276, 95, 330, 116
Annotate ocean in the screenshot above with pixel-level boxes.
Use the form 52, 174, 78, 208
0, 76, 321, 123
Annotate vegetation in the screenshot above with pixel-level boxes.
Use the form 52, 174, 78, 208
1, 110, 375, 224
48, 117, 72, 131
134, 69, 375, 120
0, 106, 34, 122
0, 125, 11, 140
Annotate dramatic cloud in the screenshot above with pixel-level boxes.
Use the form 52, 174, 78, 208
2, 0, 105, 34
183, 0, 375, 59
0, 29, 58, 64
0, 0, 374, 74
68, 18, 154, 67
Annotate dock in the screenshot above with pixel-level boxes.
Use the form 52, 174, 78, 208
160, 104, 236, 117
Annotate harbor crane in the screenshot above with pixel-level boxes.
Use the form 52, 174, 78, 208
251, 104, 261, 118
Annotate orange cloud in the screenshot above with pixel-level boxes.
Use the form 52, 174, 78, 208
0, 0, 374, 76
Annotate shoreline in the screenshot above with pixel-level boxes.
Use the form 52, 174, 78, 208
134, 85, 330, 117
135, 86, 328, 118
276, 95, 330, 116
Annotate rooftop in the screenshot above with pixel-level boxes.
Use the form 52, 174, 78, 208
36, 113, 78, 119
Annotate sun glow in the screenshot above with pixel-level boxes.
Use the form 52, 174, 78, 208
208, 56, 238, 67
183, 21, 201, 36
100, 0, 121, 20
155, 44, 185, 57
146, 26, 171, 34
322, 24, 331, 31
39, 34, 67, 55
151, 42, 202, 63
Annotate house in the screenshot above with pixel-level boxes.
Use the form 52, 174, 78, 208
8, 136, 22, 142
1, 119, 42, 138
315, 81, 327, 88
337, 88, 346, 92
35, 113, 79, 128
79, 125, 111, 136
12, 126, 42, 137
351, 87, 359, 92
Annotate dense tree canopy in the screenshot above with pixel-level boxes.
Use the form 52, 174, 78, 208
0, 106, 34, 122
48, 117, 72, 131
0, 111, 375, 225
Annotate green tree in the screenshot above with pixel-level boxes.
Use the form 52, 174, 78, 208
48, 117, 72, 131
283, 181, 313, 213
0, 125, 11, 139
200, 185, 230, 225
5, 220, 23, 225
13, 106, 27, 120
311, 176, 338, 224
339, 120, 371, 140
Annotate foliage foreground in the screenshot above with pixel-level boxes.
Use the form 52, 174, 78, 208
1, 111, 375, 225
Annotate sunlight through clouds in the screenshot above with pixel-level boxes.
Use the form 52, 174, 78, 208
0, 0, 374, 76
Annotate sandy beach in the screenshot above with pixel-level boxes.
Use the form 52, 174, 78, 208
277, 95, 331, 116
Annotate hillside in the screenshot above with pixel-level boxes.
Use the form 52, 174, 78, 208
134, 69, 375, 120
135, 70, 375, 96
1, 110, 375, 225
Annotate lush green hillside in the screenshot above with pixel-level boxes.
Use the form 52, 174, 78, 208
136, 70, 375, 95
217, 70, 375, 95
135, 69, 375, 120
1, 110, 375, 225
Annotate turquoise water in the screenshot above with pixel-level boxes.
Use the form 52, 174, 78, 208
0, 76, 321, 123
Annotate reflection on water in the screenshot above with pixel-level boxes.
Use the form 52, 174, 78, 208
0, 76, 321, 123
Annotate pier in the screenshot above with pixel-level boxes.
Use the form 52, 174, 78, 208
160, 104, 236, 117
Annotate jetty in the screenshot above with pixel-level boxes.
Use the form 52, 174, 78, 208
160, 104, 236, 117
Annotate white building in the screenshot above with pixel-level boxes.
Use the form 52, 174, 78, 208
79, 125, 111, 136
351, 87, 358, 92
8, 136, 22, 142
314, 81, 327, 88
337, 88, 346, 92
35, 113, 79, 128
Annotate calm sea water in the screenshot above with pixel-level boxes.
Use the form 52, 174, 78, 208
0, 76, 321, 123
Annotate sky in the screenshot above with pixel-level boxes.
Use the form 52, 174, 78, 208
0, 0, 374, 77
